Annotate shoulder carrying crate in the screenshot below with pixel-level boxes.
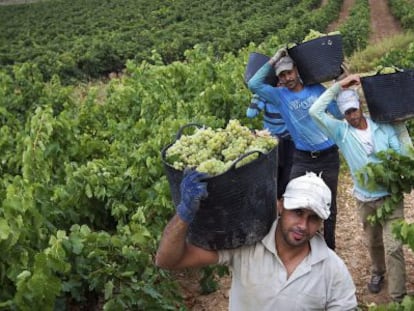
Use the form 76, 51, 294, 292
161, 124, 277, 250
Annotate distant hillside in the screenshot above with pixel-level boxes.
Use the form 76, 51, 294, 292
0, 0, 42, 5
0, 0, 342, 84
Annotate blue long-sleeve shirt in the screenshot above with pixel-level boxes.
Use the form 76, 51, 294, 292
246, 94, 290, 138
248, 62, 341, 151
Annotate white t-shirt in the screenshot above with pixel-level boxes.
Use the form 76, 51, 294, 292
217, 220, 357, 311
354, 122, 374, 154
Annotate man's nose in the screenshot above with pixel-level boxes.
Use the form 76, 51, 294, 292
296, 216, 309, 230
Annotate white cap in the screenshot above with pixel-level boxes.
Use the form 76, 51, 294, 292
283, 172, 331, 220
275, 55, 295, 76
336, 89, 360, 114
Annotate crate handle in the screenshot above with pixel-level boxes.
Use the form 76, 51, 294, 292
229, 150, 265, 170
175, 123, 203, 140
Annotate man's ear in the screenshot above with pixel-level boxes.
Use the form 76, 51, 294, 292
277, 199, 284, 216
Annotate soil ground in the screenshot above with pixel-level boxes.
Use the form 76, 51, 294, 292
326, 0, 402, 44
367, 0, 402, 44
177, 1, 411, 310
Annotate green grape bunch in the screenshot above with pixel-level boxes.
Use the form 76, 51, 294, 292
165, 120, 278, 176
302, 29, 341, 42
379, 67, 397, 74
361, 66, 399, 77
287, 29, 341, 48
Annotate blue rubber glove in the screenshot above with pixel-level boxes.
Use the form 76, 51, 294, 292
177, 169, 209, 223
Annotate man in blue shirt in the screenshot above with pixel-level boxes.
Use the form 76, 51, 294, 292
246, 93, 294, 201
248, 48, 342, 250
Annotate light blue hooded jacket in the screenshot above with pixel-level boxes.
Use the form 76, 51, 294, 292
309, 83, 402, 201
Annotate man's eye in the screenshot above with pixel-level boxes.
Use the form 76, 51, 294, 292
294, 209, 304, 216
310, 215, 320, 222
345, 108, 357, 115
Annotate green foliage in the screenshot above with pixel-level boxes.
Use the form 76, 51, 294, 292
389, 0, 414, 30
0, 0, 412, 309
14, 252, 65, 311
347, 33, 414, 73
393, 220, 414, 252
356, 149, 414, 223
376, 41, 414, 70
199, 265, 229, 295
278, 0, 343, 44
368, 294, 414, 310
356, 150, 414, 311
0, 0, 321, 84
338, 0, 370, 56
0, 0, 350, 85
0, 33, 259, 309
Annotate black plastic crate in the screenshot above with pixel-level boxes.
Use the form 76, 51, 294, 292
288, 34, 344, 85
361, 70, 414, 122
161, 124, 278, 250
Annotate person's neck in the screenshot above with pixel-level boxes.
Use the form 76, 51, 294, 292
275, 229, 310, 278
290, 82, 304, 93
356, 116, 368, 130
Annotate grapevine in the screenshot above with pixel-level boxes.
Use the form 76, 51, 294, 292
164, 120, 278, 176
355, 149, 414, 223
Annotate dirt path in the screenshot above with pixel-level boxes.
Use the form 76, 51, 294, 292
326, 0, 403, 44
326, 0, 356, 33
367, 0, 403, 44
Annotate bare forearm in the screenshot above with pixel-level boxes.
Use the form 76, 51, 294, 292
155, 214, 189, 269
155, 214, 219, 269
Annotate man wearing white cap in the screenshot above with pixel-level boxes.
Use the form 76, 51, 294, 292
156, 170, 357, 310
247, 48, 343, 251
309, 74, 411, 302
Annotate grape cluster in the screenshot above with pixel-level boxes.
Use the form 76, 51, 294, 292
287, 30, 341, 48
303, 29, 340, 42
165, 120, 278, 176
360, 67, 398, 78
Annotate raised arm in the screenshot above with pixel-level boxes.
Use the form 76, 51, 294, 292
247, 63, 275, 101
309, 83, 342, 136
247, 48, 286, 104
309, 74, 360, 136
155, 170, 219, 269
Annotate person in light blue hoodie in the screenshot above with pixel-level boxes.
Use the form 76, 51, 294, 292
248, 48, 343, 251
309, 73, 412, 302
